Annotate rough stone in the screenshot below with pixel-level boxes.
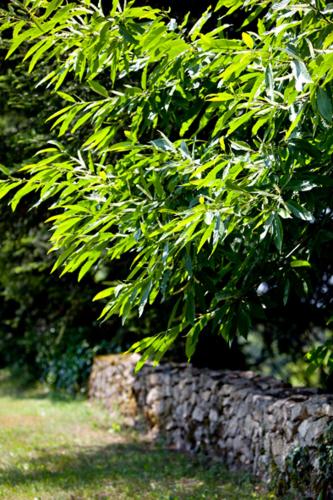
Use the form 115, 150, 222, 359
147, 387, 162, 405
209, 409, 219, 422
192, 406, 205, 422
290, 403, 309, 421
89, 353, 333, 494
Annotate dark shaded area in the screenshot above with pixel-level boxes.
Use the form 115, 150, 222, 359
101, 0, 215, 18
253, 218, 333, 390
191, 334, 247, 370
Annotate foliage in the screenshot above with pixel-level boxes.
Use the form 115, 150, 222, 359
273, 423, 333, 498
240, 328, 333, 389
306, 339, 333, 375
0, 44, 153, 390
0, 212, 145, 391
34, 335, 101, 393
305, 335, 333, 389
0, 0, 332, 368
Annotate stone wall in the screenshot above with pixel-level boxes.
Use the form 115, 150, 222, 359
89, 354, 333, 494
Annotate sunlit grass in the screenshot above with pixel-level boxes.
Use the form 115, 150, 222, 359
0, 370, 272, 499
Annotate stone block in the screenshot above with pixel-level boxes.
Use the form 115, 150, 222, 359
146, 387, 162, 405
192, 405, 205, 422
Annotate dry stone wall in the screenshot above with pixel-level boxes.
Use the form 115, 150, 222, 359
89, 354, 333, 493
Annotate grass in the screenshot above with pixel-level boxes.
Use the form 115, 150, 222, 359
0, 370, 273, 499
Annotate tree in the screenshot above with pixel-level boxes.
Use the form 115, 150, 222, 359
0, 35, 148, 389
0, 0, 332, 371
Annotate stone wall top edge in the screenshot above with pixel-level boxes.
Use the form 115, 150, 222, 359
94, 353, 140, 362
92, 355, 333, 399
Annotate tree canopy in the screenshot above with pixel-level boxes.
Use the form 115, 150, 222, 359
0, 0, 332, 370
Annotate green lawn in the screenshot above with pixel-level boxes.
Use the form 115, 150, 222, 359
0, 371, 272, 499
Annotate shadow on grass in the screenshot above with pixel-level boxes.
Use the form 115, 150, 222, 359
0, 369, 260, 498
0, 440, 255, 498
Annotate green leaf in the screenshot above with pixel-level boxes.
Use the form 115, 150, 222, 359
185, 316, 209, 361
93, 287, 115, 301
41, 0, 64, 20
88, 80, 109, 98
0, 164, 11, 176
242, 32, 254, 49
6, 27, 41, 59
56, 91, 76, 103
317, 88, 332, 123
227, 110, 257, 136
78, 254, 100, 281
290, 260, 311, 268
291, 59, 312, 92
265, 64, 274, 100
283, 279, 290, 306
82, 127, 112, 149
207, 92, 235, 102
0, 181, 21, 201
28, 39, 55, 73
10, 183, 37, 211
272, 213, 283, 252
237, 305, 250, 338
138, 281, 153, 317
286, 201, 314, 222
197, 222, 214, 252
